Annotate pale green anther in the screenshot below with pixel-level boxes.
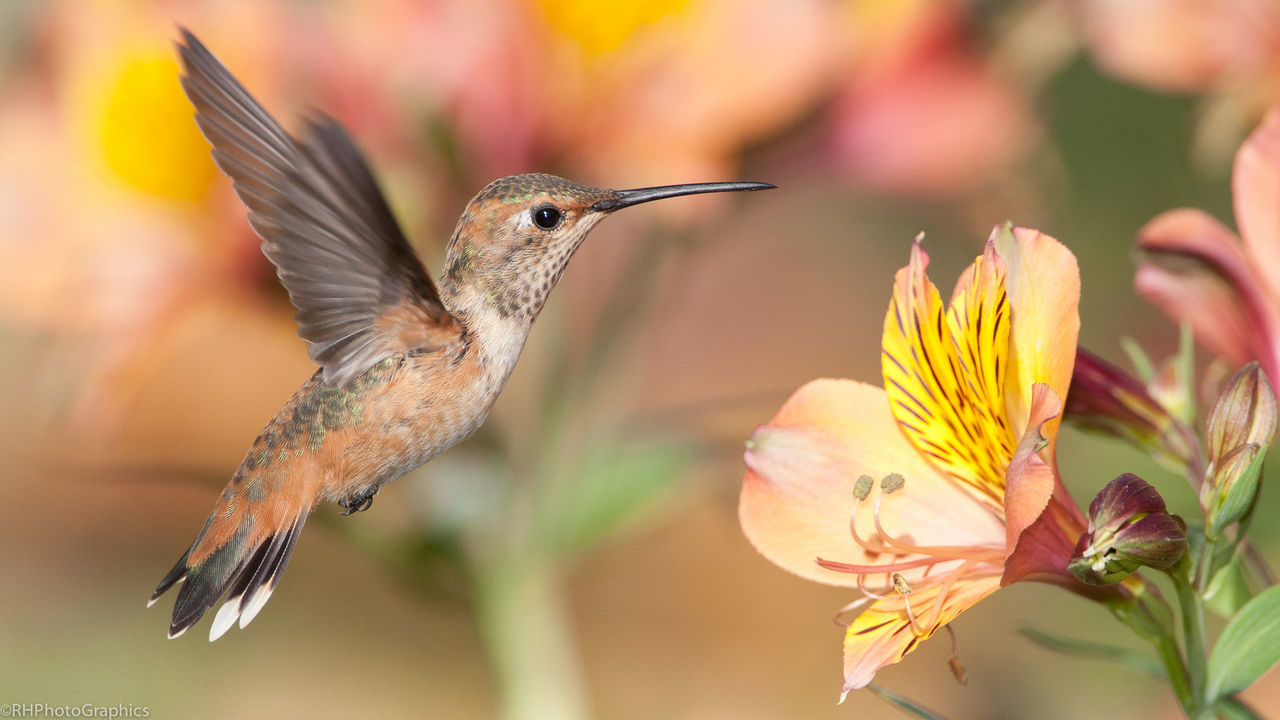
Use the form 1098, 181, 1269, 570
853, 475, 874, 501
881, 473, 905, 494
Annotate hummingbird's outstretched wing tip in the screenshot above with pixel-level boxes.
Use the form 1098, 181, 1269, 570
174, 29, 456, 386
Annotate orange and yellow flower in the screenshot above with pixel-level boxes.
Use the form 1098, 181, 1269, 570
740, 226, 1090, 698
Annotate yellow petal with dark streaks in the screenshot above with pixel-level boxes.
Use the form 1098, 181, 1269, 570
881, 238, 1013, 507
840, 573, 1002, 698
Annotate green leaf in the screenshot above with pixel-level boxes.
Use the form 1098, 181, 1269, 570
1205, 550, 1255, 617
549, 439, 693, 553
1019, 627, 1163, 677
1120, 337, 1157, 383
864, 683, 952, 720
1214, 695, 1265, 720
1206, 449, 1266, 536
1206, 582, 1280, 700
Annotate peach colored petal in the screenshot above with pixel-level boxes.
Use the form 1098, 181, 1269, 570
1002, 477, 1090, 588
990, 226, 1079, 454
741, 379, 1003, 587
1134, 264, 1254, 368
1002, 389, 1089, 587
1136, 208, 1280, 379
1000, 384, 1062, 577
1234, 105, 1280, 299
840, 574, 1001, 696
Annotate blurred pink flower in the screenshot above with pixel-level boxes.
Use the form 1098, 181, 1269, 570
1136, 103, 1280, 390
827, 2, 1037, 196
1078, 0, 1280, 162
1079, 0, 1280, 95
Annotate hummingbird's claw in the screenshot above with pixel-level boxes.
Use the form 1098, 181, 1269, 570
338, 490, 377, 516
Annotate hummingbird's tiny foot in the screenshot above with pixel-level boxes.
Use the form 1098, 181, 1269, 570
338, 490, 377, 516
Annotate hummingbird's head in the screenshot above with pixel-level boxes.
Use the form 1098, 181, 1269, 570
442, 172, 773, 321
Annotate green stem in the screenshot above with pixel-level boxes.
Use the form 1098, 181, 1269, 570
475, 558, 589, 720
1193, 533, 1214, 593
1171, 571, 1210, 718
1152, 629, 1196, 716
1110, 578, 1196, 716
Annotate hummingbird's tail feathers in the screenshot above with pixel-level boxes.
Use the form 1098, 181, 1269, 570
148, 552, 189, 608
150, 510, 307, 641
208, 514, 306, 641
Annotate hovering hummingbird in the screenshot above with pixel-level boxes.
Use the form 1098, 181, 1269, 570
149, 30, 772, 641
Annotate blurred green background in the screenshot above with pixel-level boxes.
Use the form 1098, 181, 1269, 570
2, 0, 1279, 718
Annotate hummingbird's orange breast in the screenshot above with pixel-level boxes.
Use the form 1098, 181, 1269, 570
324, 341, 498, 502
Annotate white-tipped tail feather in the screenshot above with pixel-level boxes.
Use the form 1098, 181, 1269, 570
206, 582, 277, 641
239, 584, 275, 629
150, 514, 306, 641
210, 599, 242, 641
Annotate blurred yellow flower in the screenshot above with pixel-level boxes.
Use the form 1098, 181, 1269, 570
537, 0, 690, 56
98, 51, 216, 201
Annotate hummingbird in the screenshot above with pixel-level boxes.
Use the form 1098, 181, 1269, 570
149, 30, 772, 641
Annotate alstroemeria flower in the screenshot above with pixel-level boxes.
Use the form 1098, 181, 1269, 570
1137, 104, 1280, 391
741, 226, 1091, 698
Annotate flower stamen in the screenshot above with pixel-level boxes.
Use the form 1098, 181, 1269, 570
856, 572, 895, 602
945, 625, 967, 685
826, 469, 1009, 645
892, 572, 928, 636
844, 472, 1004, 562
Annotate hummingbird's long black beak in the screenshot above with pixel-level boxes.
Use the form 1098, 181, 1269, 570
590, 181, 775, 213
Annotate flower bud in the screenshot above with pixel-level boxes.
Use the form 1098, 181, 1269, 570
1065, 349, 1203, 475
1201, 363, 1277, 536
1069, 474, 1187, 585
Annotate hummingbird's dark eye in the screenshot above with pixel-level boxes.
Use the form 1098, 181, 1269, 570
532, 206, 562, 230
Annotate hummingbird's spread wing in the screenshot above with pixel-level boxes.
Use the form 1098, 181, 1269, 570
177, 30, 457, 387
